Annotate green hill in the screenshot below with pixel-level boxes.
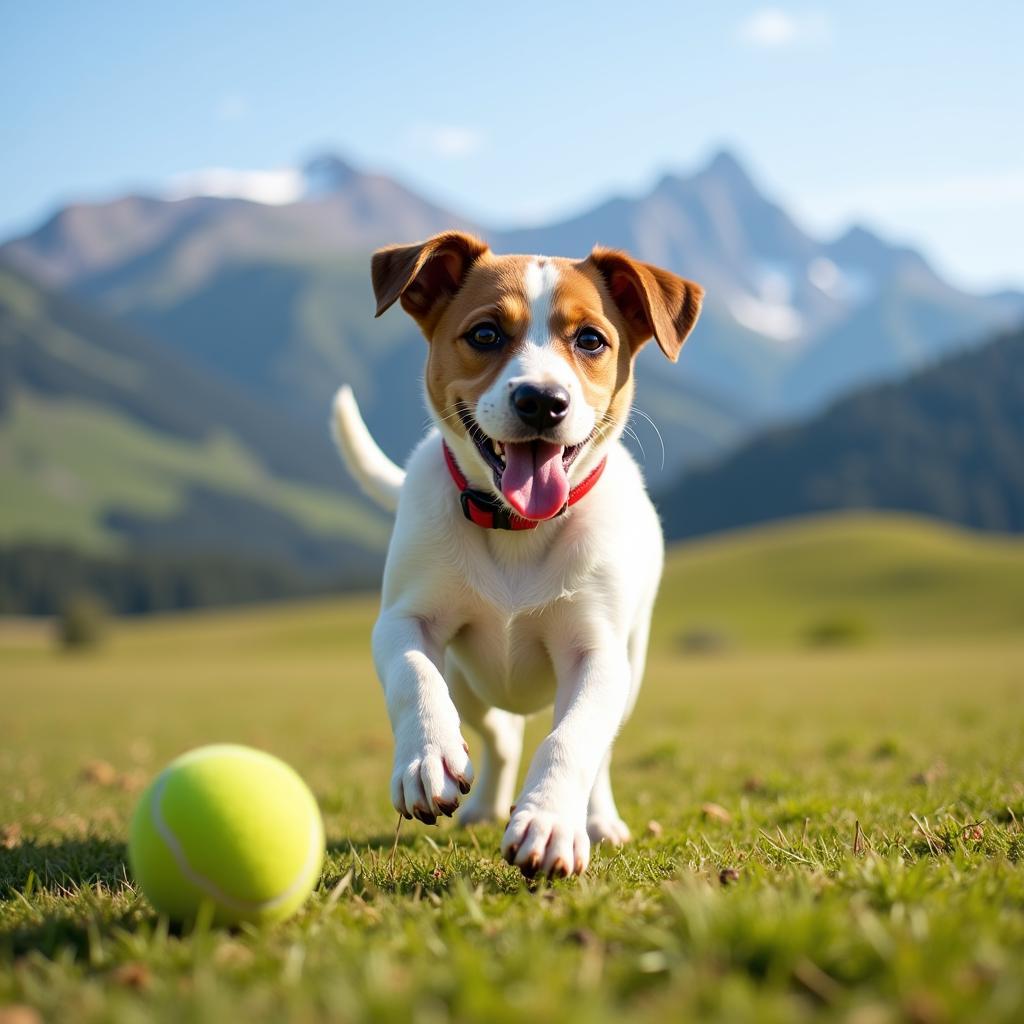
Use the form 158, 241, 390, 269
660, 323, 1024, 540
655, 512, 1024, 649
0, 264, 388, 574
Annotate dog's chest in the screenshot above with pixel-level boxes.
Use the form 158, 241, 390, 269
446, 600, 561, 715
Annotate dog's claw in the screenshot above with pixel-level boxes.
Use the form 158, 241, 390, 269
501, 806, 591, 879
392, 737, 475, 825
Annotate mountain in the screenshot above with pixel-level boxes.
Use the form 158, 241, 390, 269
2, 154, 478, 300
659, 323, 1024, 540
1, 148, 1020, 489
0, 262, 388, 577
0, 153, 758, 483
494, 151, 1024, 414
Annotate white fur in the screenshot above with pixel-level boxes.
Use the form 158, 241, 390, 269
524, 257, 559, 325
475, 259, 595, 447
331, 268, 665, 877
331, 385, 405, 511
333, 403, 659, 876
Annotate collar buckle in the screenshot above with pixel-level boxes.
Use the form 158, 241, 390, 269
460, 488, 514, 530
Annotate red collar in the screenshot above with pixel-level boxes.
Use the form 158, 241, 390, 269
442, 442, 607, 531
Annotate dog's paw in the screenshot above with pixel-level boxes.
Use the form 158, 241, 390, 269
391, 736, 474, 824
587, 814, 631, 847
501, 806, 590, 878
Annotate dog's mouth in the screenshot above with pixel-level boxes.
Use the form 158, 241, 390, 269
456, 404, 591, 521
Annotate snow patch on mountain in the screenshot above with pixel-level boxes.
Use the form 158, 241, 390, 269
729, 262, 805, 346
729, 291, 804, 345
164, 167, 305, 205
807, 256, 874, 303
163, 155, 357, 206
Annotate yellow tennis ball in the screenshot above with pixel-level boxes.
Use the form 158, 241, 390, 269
128, 744, 324, 926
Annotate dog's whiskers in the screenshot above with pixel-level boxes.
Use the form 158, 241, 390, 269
433, 404, 464, 424
630, 407, 665, 472
589, 413, 649, 466
430, 404, 470, 434
621, 425, 647, 464
590, 416, 619, 456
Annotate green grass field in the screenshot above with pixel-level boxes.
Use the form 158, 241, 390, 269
2, 514, 1023, 1022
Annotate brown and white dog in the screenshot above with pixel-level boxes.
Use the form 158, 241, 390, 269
332, 232, 702, 877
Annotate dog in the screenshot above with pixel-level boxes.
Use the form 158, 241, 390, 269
332, 231, 702, 877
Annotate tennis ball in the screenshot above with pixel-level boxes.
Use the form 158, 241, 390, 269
128, 744, 324, 926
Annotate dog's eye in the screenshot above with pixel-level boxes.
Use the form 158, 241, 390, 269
576, 328, 607, 353
465, 322, 504, 350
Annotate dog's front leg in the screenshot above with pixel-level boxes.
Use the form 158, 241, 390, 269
372, 611, 474, 824
501, 645, 630, 877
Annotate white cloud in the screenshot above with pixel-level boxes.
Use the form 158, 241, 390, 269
737, 9, 832, 49
409, 123, 483, 159
164, 167, 304, 205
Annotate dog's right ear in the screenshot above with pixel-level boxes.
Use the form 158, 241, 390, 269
371, 231, 490, 328
587, 246, 703, 362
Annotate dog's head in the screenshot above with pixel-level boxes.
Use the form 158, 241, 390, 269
371, 231, 703, 521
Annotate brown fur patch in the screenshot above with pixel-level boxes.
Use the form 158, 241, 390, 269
586, 247, 704, 362
420, 254, 640, 441
370, 233, 703, 448
550, 262, 636, 439
424, 254, 534, 424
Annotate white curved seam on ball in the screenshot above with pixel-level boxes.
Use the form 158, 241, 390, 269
149, 770, 322, 914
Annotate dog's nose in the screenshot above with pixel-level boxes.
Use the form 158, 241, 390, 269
511, 383, 570, 431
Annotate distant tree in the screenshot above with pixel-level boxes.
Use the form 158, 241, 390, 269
803, 614, 870, 648
0, 543, 362, 617
56, 592, 109, 650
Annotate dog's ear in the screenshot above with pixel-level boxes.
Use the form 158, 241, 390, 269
587, 247, 703, 361
371, 231, 490, 328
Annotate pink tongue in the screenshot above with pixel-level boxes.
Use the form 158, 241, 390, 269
501, 441, 569, 520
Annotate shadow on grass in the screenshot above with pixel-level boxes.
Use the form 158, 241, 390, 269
2, 902, 141, 961
330, 818, 502, 856
1, 837, 131, 897
325, 824, 526, 897
327, 829, 432, 856
2, 827, 515, 957
3, 832, 450, 895
1, 838, 139, 960
325, 831, 454, 895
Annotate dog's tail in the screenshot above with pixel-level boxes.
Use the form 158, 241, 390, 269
330, 386, 405, 513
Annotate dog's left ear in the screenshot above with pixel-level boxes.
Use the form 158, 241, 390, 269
587, 247, 704, 361
372, 231, 490, 329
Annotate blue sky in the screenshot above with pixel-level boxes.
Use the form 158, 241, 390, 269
2, 1, 1022, 289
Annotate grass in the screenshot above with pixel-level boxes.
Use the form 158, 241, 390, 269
1, 513, 1023, 1022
